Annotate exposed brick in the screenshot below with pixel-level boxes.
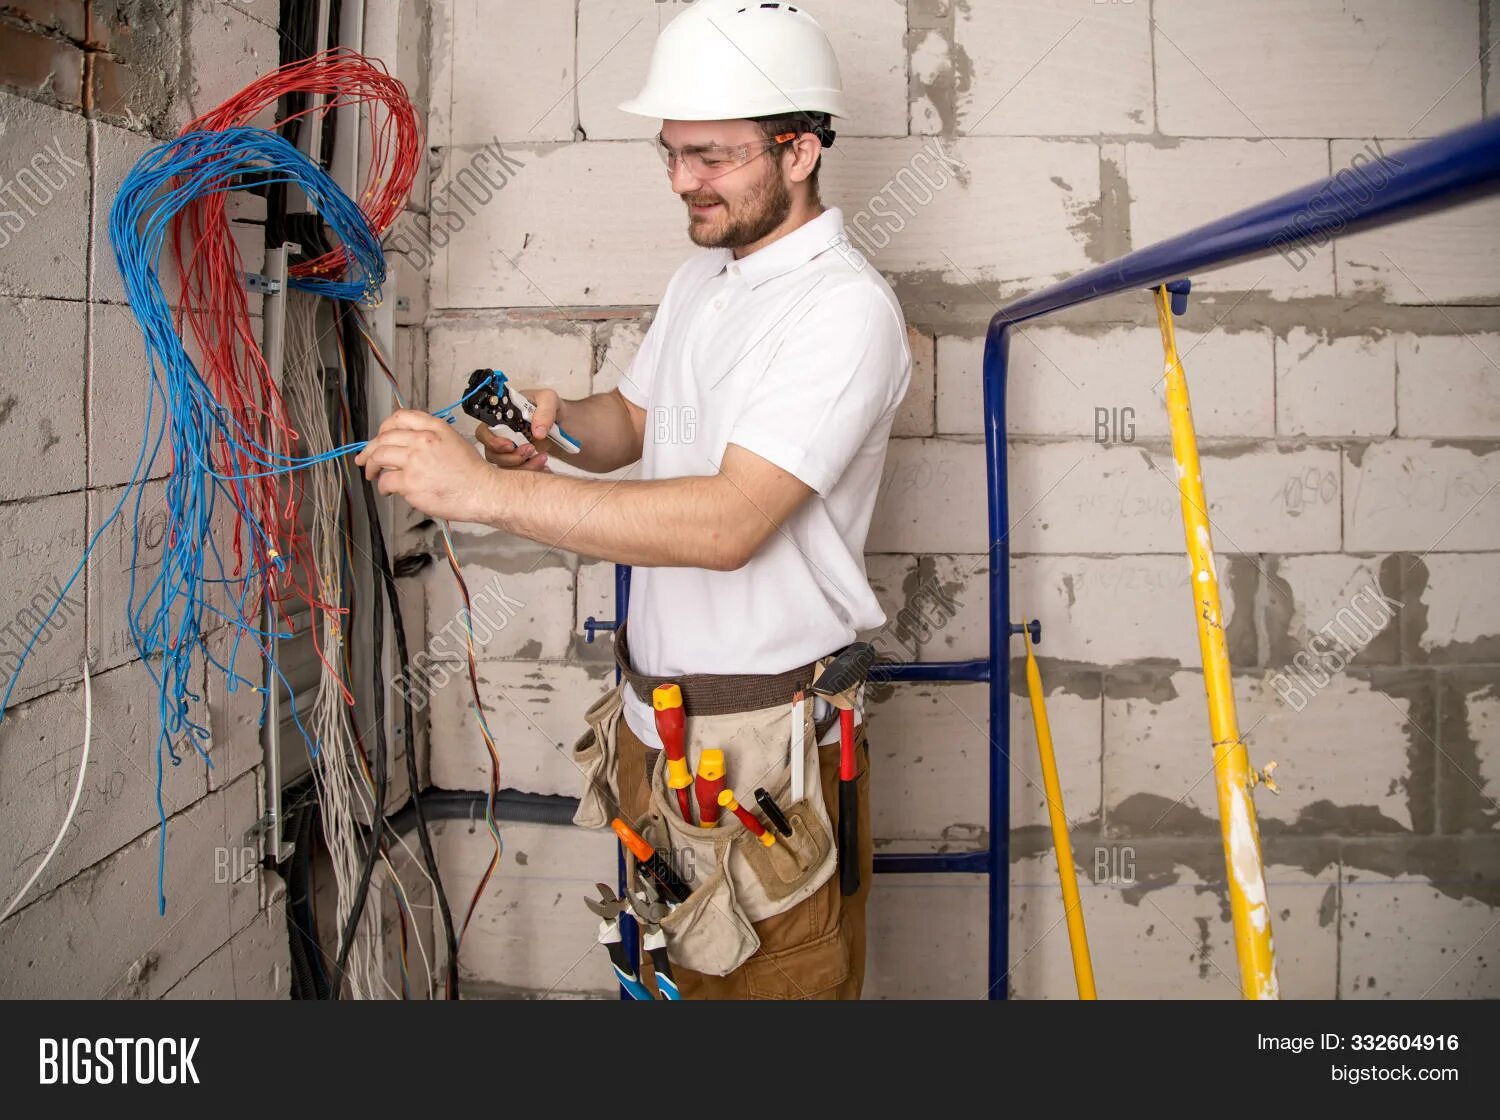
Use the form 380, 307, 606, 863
1341, 850, 1500, 998
867, 438, 987, 554
1012, 554, 1242, 668
1155, 0, 1481, 138
0, 18, 82, 108
1334, 139, 1500, 304
2, 2, 87, 43
90, 53, 167, 123
893, 325, 935, 437
1272, 553, 1402, 668
1007, 442, 1342, 555
427, 659, 613, 796
1345, 441, 1500, 552
948, 0, 1153, 136
421, 537, 575, 662
0, 296, 84, 501
430, 0, 576, 145
1127, 139, 1332, 299
1397, 333, 1500, 437
429, 318, 593, 412
1415, 553, 1500, 662
0, 771, 259, 998
1010, 848, 1339, 999
937, 325, 1275, 439
0, 490, 86, 706
1277, 328, 1397, 438
1435, 668, 1500, 833
431, 142, 685, 308
434, 819, 617, 996
823, 137, 1100, 296
0, 661, 203, 908
1103, 670, 1428, 836
0, 91, 89, 300
865, 876, 986, 999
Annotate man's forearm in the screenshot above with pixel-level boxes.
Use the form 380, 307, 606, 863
545, 391, 640, 474
479, 468, 751, 570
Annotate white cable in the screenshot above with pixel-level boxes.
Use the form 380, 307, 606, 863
0, 659, 93, 927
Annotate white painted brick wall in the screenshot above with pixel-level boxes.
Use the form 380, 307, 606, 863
1397, 333, 1500, 437
429, 318, 594, 408
1333, 140, 1500, 304
1416, 553, 1500, 657
1346, 441, 1500, 552
823, 138, 1101, 293
868, 438, 986, 554
949, 0, 1154, 136
0, 662, 204, 908
431, 142, 686, 308
0, 771, 261, 998
427, 659, 614, 796
1104, 671, 1419, 832
1277, 327, 1397, 438
1010, 851, 1340, 999
865, 876, 986, 999
0, 491, 86, 707
937, 325, 1275, 439
894, 326, 935, 438
1127, 139, 1332, 299
421, 544, 576, 661
162, 876, 290, 1000
430, 0, 577, 146
578, 0, 909, 142
1154, 0, 1481, 138
89, 303, 172, 489
0, 297, 84, 501
1342, 868, 1500, 997
181, 0, 280, 130
1006, 442, 1341, 555
436, 819, 617, 995
0, 92, 89, 301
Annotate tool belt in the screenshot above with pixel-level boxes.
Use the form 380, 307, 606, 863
569, 623, 842, 976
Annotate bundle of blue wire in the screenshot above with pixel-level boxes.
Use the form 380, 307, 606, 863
0, 125, 489, 915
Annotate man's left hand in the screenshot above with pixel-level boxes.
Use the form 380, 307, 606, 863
353, 409, 504, 523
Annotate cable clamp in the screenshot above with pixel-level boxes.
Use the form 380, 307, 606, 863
244, 272, 281, 295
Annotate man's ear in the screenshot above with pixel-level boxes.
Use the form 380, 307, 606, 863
785, 132, 822, 185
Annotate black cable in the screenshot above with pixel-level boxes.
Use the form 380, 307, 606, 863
328, 302, 460, 1000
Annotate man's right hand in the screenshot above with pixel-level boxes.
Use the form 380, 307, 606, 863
474, 386, 560, 472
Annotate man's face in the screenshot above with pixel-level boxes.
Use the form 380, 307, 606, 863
660, 120, 793, 251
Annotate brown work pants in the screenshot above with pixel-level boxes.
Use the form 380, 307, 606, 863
615, 714, 873, 1000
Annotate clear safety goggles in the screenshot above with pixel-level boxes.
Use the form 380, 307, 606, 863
655, 131, 797, 181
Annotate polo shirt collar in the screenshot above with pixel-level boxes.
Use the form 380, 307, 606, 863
713, 207, 846, 289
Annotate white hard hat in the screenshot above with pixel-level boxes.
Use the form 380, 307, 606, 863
618, 0, 848, 123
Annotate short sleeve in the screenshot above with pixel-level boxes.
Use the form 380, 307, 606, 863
728, 286, 908, 496
614, 309, 663, 409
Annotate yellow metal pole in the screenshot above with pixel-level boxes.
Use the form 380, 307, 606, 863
1022, 627, 1097, 999
1153, 285, 1280, 1000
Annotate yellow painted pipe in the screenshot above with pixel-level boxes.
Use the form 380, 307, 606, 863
1022, 626, 1097, 1000
1153, 285, 1280, 1000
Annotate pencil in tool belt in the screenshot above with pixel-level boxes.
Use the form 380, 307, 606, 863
754, 787, 794, 837
611, 818, 691, 904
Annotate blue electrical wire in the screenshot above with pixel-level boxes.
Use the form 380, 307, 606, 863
0, 126, 494, 916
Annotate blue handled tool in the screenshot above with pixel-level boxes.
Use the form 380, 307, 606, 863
463, 368, 582, 455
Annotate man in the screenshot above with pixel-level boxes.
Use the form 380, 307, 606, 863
355, 0, 910, 999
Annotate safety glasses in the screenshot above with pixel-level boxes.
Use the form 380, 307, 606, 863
655, 131, 797, 181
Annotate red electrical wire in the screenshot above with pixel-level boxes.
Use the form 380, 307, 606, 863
168, 48, 422, 639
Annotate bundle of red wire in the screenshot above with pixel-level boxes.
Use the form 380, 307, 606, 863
170, 47, 422, 639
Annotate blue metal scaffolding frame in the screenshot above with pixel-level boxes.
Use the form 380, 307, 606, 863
594, 113, 1500, 999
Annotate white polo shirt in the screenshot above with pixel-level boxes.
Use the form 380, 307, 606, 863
616, 206, 911, 748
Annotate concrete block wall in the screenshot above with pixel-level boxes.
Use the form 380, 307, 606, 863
0, 1, 288, 998
417, 0, 1500, 998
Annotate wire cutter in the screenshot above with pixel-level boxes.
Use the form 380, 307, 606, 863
628, 879, 680, 1001
462, 368, 582, 454
584, 883, 654, 1000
